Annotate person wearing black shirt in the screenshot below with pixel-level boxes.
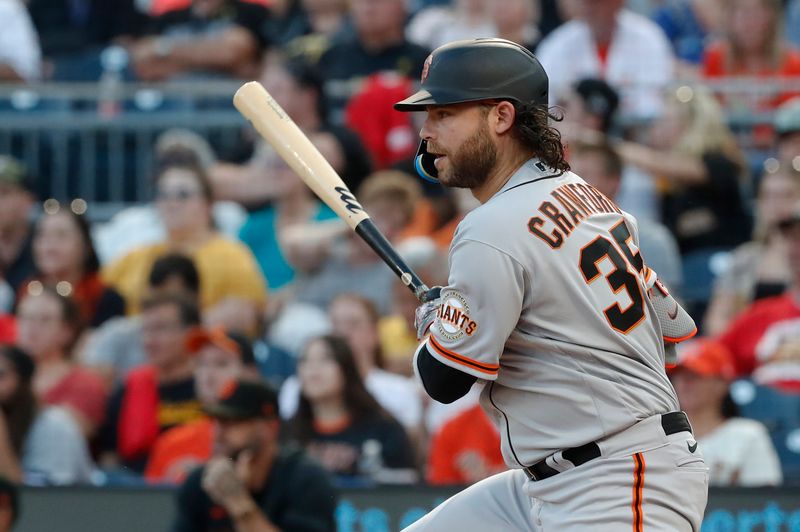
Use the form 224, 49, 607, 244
314, 0, 430, 126
172, 379, 338, 532
131, 0, 272, 81
288, 335, 415, 478
99, 294, 204, 472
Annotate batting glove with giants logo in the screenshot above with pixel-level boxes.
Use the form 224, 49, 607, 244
415, 286, 443, 340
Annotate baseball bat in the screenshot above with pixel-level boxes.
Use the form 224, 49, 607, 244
233, 81, 434, 302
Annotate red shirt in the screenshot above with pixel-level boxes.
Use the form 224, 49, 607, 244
717, 293, 800, 391
42, 366, 108, 428
426, 404, 505, 485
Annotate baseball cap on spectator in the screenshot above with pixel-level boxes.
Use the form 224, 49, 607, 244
0, 156, 36, 193
668, 338, 737, 380
573, 78, 620, 132
775, 97, 800, 137
204, 379, 279, 420
186, 327, 256, 366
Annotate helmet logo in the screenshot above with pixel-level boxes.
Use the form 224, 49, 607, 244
421, 54, 433, 84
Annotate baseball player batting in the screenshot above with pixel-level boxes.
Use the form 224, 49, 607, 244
396, 39, 708, 531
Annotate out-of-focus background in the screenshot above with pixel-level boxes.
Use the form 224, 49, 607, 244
1, 0, 800, 530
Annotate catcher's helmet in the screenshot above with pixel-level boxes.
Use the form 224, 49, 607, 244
394, 39, 549, 182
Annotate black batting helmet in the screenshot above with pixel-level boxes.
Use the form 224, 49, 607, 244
394, 39, 549, 181
394, 38, 549, 112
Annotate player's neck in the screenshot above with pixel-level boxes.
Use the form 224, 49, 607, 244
471, 151, 533, 204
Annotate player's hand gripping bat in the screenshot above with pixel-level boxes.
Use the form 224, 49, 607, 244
233, 81, 438, 303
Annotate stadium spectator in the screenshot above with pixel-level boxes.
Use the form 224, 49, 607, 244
0, 157, 36, 294
426, 403, 504, 486
292, 171, 421, 314
26, 0, 146, 76
280, 294, 423, 432
0, 477, 18, 531
406, 0, 495, 51
0, 345, 94, 485
99, 294, 203, 472
145, 328, 259, 484
102, 154, 268, 315
130, 0, 269, 82
568, 138, 683, 294
775, 97, 800, 170
702, 0, 800, 112
15, 287, 107, 439
559, 77, 659, 222
236, 136, 341, 293
81, 253, 199, 385
704, 167, 800, 335
615, 85, 751, 320
0, 0, 42, 82
652, 0, 724, 70
211, 52, 371, 201
25, 207, 124, 328
266, 0, 347, 50
789, 0, 800, 49
716, 202, 800, 391
172, 378, 339, 532
288, 335, 414, 478
536, 0, 675, 118
487, 0, 540, 51
314, 0, 429, 125
669, 338, 782, 486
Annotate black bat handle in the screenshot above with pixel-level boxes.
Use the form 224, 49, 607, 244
354, 218, 438, 302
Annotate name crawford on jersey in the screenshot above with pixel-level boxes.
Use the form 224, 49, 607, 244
528, 181, 622, 249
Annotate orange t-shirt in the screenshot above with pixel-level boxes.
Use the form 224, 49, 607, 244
426, 404, 506, 486
145, 417, 214, 484
702, 42, 800, 108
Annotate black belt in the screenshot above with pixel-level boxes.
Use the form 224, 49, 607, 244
524, 411, 692, 482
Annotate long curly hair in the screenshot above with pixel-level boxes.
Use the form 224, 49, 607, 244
510, 102, 570, 173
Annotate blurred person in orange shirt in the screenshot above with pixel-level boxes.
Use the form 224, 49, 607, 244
702, 0, 800, 113
427, 403, 505, 486
145, 328, 259, 484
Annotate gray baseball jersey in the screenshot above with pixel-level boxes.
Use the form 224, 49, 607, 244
421, 158, 680, 468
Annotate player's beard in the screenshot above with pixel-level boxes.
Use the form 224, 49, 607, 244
436, 122, 497, 189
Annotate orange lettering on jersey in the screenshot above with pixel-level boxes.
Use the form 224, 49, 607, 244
551, 188, 585, 225
527, 216, 563, 248
583, 184, 621, 214
540, 201, 574, 235
560, 185, 593, 216
465, 321, 477, 335
566, 184, 597, 215
575, 183, 606, 212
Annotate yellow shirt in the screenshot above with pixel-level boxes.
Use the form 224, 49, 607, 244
102, 235, 268, 314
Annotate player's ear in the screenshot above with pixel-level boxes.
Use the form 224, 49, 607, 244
492, 101, 516, 135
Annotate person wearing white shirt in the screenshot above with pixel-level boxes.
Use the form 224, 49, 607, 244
670, 338, 783, 487
535, 0, 674, 119
0, 0, 42, 82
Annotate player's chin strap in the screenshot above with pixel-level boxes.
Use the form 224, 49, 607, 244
414, 139, 440, 183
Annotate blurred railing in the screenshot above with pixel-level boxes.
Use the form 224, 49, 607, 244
0, 78, 798, 214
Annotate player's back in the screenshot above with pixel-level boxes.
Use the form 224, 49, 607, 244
453, 160, 678, 466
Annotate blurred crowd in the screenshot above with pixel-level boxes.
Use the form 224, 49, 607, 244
2, 0, 800, 528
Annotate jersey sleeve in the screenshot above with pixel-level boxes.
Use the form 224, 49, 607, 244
425, 238, 526, 381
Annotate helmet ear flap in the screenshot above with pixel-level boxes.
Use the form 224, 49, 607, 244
414, 139, 439, 183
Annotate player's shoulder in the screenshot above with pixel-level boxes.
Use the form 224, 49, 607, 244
617, 9, 671, 44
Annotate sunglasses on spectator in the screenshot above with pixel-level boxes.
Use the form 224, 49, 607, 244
156, 188, 203, 201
